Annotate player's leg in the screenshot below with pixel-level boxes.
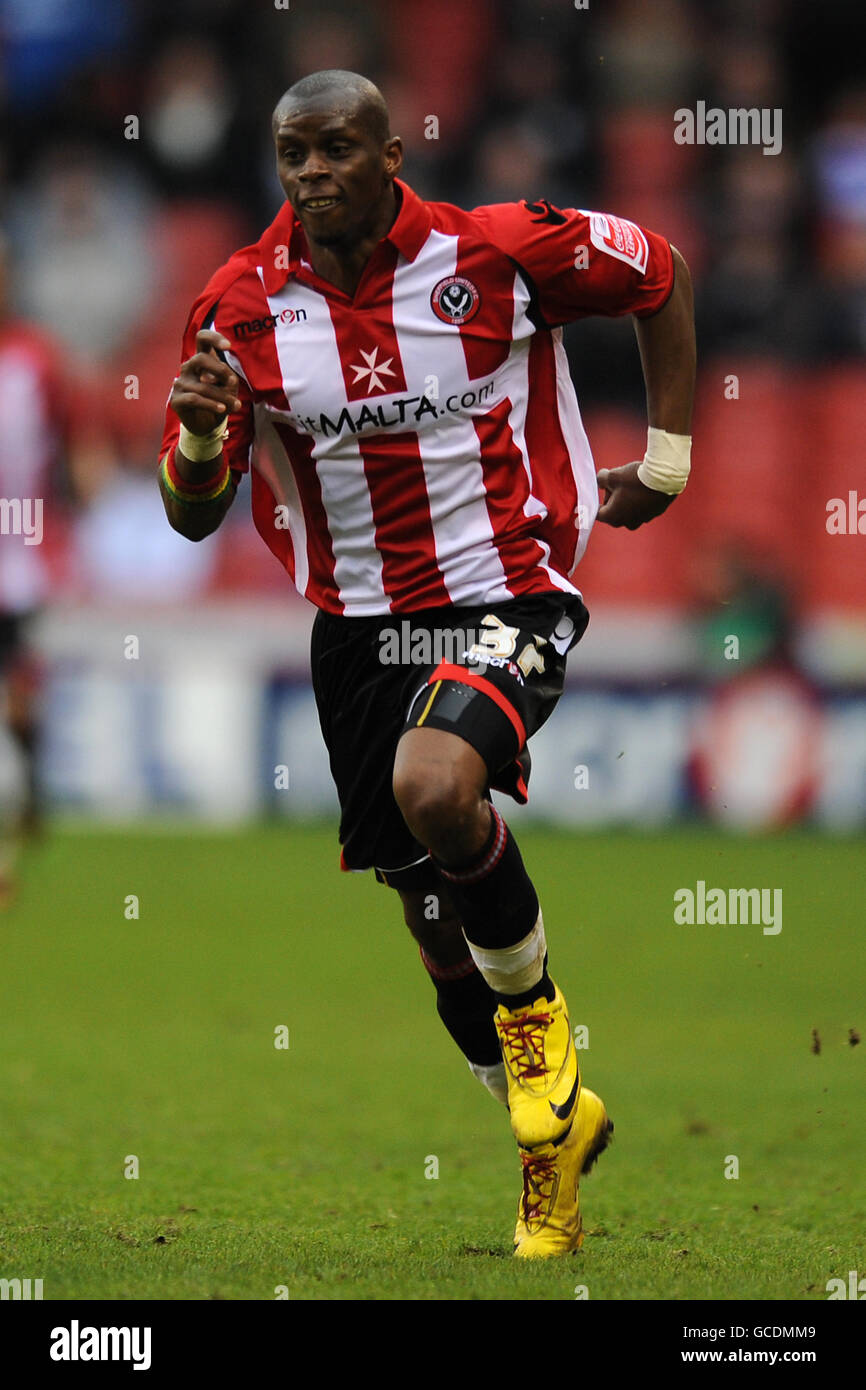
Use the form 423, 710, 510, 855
396, 881, 506, 1104
392, 598, 612, 1255
5, 647, 41, 835
309, 607, 505, 1104
394, 724, 611, 1256
393, 725, 564, 1135
0, 612, 39, 907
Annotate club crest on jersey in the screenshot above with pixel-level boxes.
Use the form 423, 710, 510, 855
431, 276, 480, 326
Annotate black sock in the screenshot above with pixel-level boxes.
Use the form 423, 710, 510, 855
418, 947, 502, 1066
433, 805, 553, 1005
433, 804, 538, 949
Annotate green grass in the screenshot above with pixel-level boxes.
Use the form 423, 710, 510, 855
1, 824, 864, 1301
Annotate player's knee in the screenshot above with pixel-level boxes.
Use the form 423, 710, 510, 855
392, 761, 481, 850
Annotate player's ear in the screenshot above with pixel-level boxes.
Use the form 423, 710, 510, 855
384, 136, 403, 181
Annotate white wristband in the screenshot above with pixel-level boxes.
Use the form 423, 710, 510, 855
637, 426, 692, 495
178, 417, 228, 463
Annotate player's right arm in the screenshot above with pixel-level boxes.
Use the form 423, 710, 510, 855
159, 329, 245, 542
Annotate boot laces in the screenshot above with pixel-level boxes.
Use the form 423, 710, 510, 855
499, 1010, 551, 1080
520, 1150, 558, 1223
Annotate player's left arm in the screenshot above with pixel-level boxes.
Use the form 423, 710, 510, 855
597, 246, 696, 529
478, 201, 696, 531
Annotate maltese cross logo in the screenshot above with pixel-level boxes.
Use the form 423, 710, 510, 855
350, 345, 397, 394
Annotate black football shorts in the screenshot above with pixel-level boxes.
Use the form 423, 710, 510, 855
0, 611, 33, 678
310, 592, 589, 885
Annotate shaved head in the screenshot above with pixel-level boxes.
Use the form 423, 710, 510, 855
271, 70, 402, 269
272, 70, 390, 145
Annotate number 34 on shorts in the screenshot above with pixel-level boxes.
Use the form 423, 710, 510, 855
467, 614, 547, 680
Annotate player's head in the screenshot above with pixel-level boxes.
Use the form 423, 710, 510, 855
272, 70, 402, 250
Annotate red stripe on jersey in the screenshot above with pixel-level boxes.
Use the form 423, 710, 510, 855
0, 325, 65, 497
473, 398, 549, 595
358, 432, 450, 611
523, 331, 579, 577
453, 234, 517, 380
214, 277, 302, 587
327, 242, 407, 403
427, 662, 526, 748
216, 276, 293, 416
216, 276, 342, 610
250, 464, 294, 578
205, 273, 290, 490
272, 420, 343, 611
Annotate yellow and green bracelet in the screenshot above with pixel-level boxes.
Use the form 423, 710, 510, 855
159, 448, 233, 505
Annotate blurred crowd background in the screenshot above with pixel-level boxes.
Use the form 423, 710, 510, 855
1, 0, 865, 844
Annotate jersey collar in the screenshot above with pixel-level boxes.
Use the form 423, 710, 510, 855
259, 178, 432, 295
384, 179, 433, 261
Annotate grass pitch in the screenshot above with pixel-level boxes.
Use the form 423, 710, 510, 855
1, 823, 863, 1301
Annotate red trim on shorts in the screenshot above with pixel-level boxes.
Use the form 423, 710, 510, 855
514, 764, 529, 803
427, 661, 526, 748
490, 762, 528, 804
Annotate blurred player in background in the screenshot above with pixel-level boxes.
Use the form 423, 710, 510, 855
158, 71, 696, 1256
0, 234, 71, 905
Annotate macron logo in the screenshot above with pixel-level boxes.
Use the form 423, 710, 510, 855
50, 1321, 152, 1371
232, 307, 307, 339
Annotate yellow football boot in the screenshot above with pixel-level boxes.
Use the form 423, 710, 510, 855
514, 1087, 613, 1258
495, 983, 580, 1147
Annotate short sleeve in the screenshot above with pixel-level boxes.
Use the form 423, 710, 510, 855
475, 199, 675, 327
158, 286, 255, 480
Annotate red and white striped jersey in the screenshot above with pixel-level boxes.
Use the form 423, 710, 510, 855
0, 321, 66, 613
160, 181, 674, 615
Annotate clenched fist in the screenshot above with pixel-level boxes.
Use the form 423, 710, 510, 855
596, 461, 677, 530
170, 329, 243, 439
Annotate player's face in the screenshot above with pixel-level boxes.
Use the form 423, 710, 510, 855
274, 104, 401, 251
